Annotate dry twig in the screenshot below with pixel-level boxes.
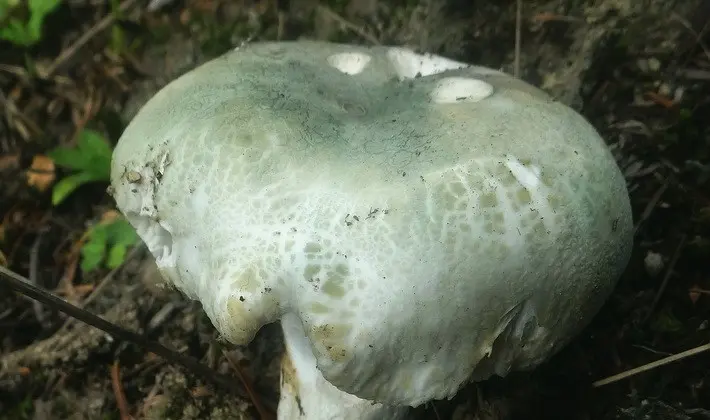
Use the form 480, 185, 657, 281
57, 245, 142, 335
514, 0, 522, 78
316, 5, 380, 45
28, 231, 46, 325
593, 342, 710, 387
45, 0, 140, 76
634, 178, 670, 234
111, 360, 132, 420
643, 234, 687, 323
0, 264, 246, 397
222, 350, 274, 420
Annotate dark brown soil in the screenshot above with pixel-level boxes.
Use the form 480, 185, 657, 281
1, 1, 709, 419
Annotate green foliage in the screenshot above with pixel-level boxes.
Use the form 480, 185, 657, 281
47, 129, 113, 205
81, 217, 138, 272
0, 0, 61, 47
651, 305, 684, 333
47, 128, 138, 271
0, 393, 33, 420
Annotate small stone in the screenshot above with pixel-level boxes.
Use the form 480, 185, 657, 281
644, 251, 664, 277
126, 170, 142, 183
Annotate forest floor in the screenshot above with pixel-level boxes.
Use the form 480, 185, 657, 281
1, 0, 709, 419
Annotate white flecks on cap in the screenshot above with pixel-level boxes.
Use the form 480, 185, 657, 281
430, 77, 494, 104
387, 47, 469, 79
504, 156, 542, 190
327, 52, 372, 75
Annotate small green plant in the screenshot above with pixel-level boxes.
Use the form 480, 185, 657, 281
80, 215, 138, 272
48, 129, 139, 272
0, 0, 61, 47
48, 129, 112, 206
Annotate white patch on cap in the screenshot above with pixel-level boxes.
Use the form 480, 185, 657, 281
387, 47, 468, 79
327, 52, 372, 75
505, 156, 542, 190
430, 77, 494, 104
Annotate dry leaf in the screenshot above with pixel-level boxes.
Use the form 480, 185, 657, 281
27, 155, 56, 192
180, 8, 191, 24
532, 12, 578, 23
689, 288, 701, 304
0, 248, 7, 267
644, 91, 676, 108
191, 386, 211, 398
100, 209, 122, 225
689, 286, 710, 304
0, 154, 20, 171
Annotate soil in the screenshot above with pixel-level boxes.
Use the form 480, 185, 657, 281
1, 0, 709, 419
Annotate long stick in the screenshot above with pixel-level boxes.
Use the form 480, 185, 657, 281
0, 265, 244, 397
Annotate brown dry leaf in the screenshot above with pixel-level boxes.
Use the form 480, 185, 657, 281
644, 91, 677, 108
100, 209, 122, 225
73, 284, 95, 295
532, 12, 579, 23
689, 287, 701, 304
17, 367, 30, 376
192, 0, 216, 13
180, 8, 191, 24
0, 248, 7, 267
689, 286, 710, 304
0, 154, 20, 171
688, 285, 710, 304
56, 251, 81, 301
26, 155, 56, 192
191, 386, 212, 398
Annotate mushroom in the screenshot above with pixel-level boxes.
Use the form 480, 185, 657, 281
110, 41, 633, 419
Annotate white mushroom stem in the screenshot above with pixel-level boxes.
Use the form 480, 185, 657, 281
278, 313, 408, 419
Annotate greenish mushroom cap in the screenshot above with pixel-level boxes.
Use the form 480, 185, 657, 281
110, 41, 633, 407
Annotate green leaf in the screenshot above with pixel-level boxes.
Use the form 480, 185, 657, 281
28, 0, 60, 17
111, 24, 126, 54
105, 218, 138, 246
81, 218, 138, 272
651, 306, 684, 333
48, 129, 113, 181
0, 0, 59, 47
51, 171, 97, 205
26, 12, 45, 42
106, 243, 127, 269
0, 19, 32, 46
77, 129, 112, 180
81, 226, 108, 272
47, 146, 91, 171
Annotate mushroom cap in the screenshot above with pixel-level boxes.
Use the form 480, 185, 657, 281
111, 41, 633, 407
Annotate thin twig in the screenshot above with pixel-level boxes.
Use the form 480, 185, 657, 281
45, 0, 139, 76
643, 234, 687, 323
514, 0, 522, 78
689, 287, 710, 295
592, 342, 710, 387
0, 264, 246, 397
0, 89, 43, 136
57, 245, 142, 335
222, 350, 274, 420
28, 232, 46, 325
316, 5, 380, 45
634, 178, 670, 234
111, 360, 132, 420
